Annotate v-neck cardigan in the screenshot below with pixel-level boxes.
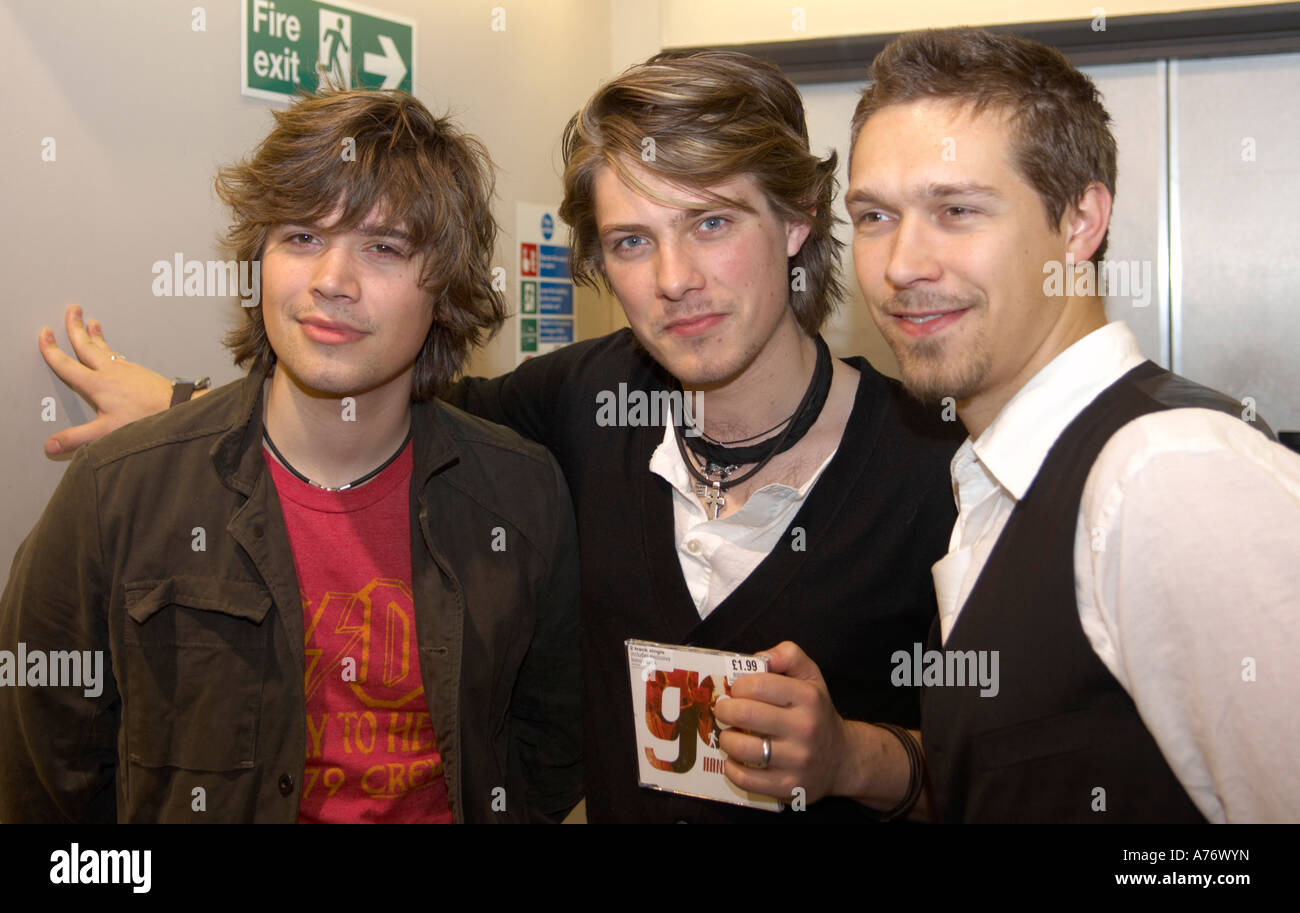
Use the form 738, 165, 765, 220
449, 329, 962, 822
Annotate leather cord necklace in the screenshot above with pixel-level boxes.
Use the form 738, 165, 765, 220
262, 427, 412, 492
673, 335, 833, 519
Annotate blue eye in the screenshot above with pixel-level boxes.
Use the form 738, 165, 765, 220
616, 236, 645, 250
699, 216, 727, 231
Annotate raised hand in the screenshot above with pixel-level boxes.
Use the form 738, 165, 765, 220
39, 304, 175, 455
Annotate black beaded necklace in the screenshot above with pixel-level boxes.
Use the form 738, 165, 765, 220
673, 335, 833, 519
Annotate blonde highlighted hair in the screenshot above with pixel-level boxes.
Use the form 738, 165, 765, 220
559, 50, 845, 336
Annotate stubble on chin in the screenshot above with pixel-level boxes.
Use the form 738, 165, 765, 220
875, 289, 989, 407
644, 332, 755, 389
895, 340, 992, 408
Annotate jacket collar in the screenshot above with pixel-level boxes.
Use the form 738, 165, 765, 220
410, 396, 461, 486
210, 369, 461, 493
211, 369, 272, 496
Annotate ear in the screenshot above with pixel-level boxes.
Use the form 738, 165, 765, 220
785, 211, 814, 258
1063, 182, 1113, 263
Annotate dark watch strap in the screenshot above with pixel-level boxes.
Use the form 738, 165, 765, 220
170, 377, 210, 408
170, 382, 197, 407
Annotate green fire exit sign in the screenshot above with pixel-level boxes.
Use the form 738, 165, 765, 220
242, 0, 415, 102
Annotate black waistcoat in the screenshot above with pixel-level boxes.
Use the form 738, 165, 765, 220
921, 360, 1275, 823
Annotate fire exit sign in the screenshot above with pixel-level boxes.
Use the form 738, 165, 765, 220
242, 0, 416, 102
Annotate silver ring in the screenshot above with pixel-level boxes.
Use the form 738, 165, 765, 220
758, 736, 771, 770
108, 353, 127, 362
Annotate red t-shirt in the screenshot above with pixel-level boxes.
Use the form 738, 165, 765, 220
265, 440, 452, 823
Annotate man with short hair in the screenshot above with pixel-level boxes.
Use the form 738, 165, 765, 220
845, 28, 1300, 822
34, 52, 961, 822
2, 89, 583, 823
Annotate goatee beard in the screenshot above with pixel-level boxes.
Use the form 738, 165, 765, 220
876, 289, 986, 407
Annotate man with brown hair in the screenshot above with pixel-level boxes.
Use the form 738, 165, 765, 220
2, 89, 583, 823
846, 28, 1300, 822
527, 50, 957, 821
34, 52, 959, 822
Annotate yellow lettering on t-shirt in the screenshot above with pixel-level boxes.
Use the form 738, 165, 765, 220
306, 713, 328, 759
355, 711, 377, 754
388, 712, 414, 752
335, 711, 357, 753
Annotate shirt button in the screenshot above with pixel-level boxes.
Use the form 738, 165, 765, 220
278, 774, 294, 795
686, 540, 701, 554
252, 525, 264, 539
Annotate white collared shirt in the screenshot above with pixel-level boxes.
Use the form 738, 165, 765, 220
934, 321, 1300, 822
650, 421, 836, 619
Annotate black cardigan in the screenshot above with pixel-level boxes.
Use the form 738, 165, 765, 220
448, 329, 962, 822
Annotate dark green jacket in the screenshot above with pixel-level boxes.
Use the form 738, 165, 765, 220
0, 370, 582, 823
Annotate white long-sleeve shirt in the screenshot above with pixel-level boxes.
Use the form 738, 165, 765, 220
932, 321, 1300, 822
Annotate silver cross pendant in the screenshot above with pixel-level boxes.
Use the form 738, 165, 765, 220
703, 483, 726, 520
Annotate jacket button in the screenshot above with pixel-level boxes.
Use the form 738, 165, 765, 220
253, 525, 264, 539
279, 774, 294, 795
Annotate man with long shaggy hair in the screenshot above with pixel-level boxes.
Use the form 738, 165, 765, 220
2, 89, 583, 823
34, 54, 960, 823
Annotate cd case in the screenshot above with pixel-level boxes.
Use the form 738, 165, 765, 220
625, 638, 781, 812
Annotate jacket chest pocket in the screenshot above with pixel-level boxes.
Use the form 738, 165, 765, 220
123, 578, 273, 772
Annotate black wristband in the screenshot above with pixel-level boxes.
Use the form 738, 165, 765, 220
863, 723, 925, 822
